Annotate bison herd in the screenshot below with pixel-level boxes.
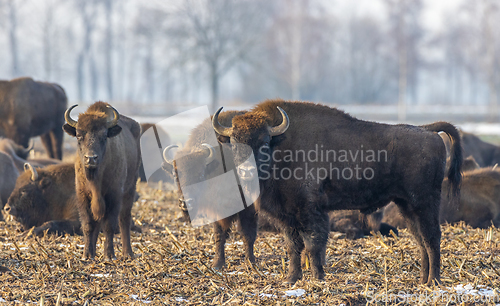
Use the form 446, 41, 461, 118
1, 77, 500, 286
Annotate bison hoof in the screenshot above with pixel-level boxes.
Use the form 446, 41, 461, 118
284, 273, 302, 284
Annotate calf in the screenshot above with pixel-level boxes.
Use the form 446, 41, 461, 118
63, 102, 141, 260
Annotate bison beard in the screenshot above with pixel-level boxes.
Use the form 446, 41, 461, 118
213, 99, 462, 285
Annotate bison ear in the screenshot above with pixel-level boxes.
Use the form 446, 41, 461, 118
217, 135, 230, 144
63, 124, 76, 137
39, 177, 51, 189
107, 125, 122, 138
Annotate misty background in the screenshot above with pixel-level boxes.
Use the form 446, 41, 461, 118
0, 0, 499, 122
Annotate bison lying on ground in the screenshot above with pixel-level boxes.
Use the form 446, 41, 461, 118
0, 77, 67, 159
162, 110, 258, 269
4, 162, 141, 236
4, 163, 81, 235
212, 99, 462, 285
383, 165, 500, 229
63, 102, 141, 260
328, 210, 397, 239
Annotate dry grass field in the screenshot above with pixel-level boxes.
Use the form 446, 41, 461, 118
0, 136, 499, 305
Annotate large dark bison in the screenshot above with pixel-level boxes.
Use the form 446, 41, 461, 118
212, 99, 462, 285
162, 110, 258, 268
4, 163, 81, 235
63, 102, 141, 260
383, 165, 500, 229
0, 77, 67, 160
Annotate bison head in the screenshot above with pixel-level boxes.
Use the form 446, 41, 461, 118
4, 163, 51, 231
162, 143, 216, 220
63, 102, 121, 180
212, 106, 289, 183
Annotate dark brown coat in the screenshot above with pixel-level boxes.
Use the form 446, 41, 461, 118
0, 137, 60, 172
4, 163, 81, 235
0, 77, 67, 159
212, 99, 462, 285
63, 102, 141, 260
0, 152, 19, 216
461, 131, 500, 167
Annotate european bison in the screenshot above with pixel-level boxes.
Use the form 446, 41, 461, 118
212, 99, 462, 285
0, 152, 19, 217
328, 210, 397, 239
383, 165, 500, 229
4, 163, 81, 235
0, 137, 60, 172
0, 77, 67, 159
63, 102, 141, 260
461, 131, 500, 167
161, 110, 259, 269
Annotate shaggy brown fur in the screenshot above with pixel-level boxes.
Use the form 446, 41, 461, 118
0, 152, 18, 216
0, 138, 60, 172
63, 102, 141, 260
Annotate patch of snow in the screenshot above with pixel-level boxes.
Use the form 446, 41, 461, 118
130, 294, 151, 303
284, 289, 306, 297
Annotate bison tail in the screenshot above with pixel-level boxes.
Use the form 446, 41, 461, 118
421, 122, 463, 205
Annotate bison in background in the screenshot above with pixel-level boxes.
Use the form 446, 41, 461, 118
0, 77, 67, 160
0, 138, 60, 172
328, 210, 398, 239
383, 165, 500, 229
161, 110, 258, 269
460, 131, 500, 167
0, 152, 19, 218
212, 99, 462, 285
63, 102, 141, 260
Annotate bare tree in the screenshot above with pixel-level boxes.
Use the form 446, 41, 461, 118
165, 0, 270, 112
102, 0, 113, 100
1, 0, 22, 77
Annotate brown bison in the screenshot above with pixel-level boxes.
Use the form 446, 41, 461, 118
383, 166, 500, 229
4, 163, 81, 235
162, 110, 258, 269
63, 102, 141, 260
0, 137, 60, 172
0, 77, 67, 159
328, 210, 397, 239
461, 131, 500, 167
212, 99, 462, 285
4, 162, 141, 237
0, 152, 19, 218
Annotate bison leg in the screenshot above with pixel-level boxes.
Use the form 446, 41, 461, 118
283, 228, 305, 284
212, 217, 232, 269
399, 199, 441, 285
118, 190, 135, 258
79, 201, 101, 260
34, 220, 82, 236
237, 207, 257, 264
301, 214, 329, 280
40, 133, 54, 159
49, 127, 64, 160
102, 195, 121, 260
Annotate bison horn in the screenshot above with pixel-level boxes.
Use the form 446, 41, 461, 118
65, 105, 78, 128
106, 105, 120, 128
24, 163, 38, 181
269, 107, 289, 136
25, 140, 34, 154
212, 107, 232, 137
201, 143, 216, 165
163, 145, 179, 164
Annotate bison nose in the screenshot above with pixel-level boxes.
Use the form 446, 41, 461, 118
4, 203, 14, 215
84, 155, 98, 167
237, 163, 257, 181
